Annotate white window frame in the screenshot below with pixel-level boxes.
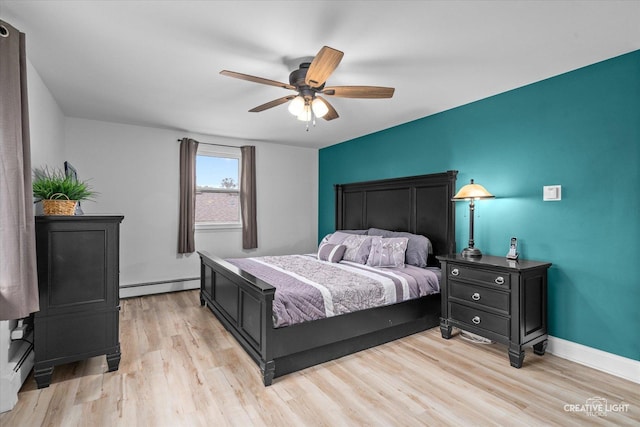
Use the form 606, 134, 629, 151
195, 144, 242, 231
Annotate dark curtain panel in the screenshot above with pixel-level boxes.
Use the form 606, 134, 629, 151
240, 145, 257, 249
178, 138, 199, 253
0, 20, 39, 320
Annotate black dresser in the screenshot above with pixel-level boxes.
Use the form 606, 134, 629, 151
437, 254, 551, 368
34, 215, 124, 388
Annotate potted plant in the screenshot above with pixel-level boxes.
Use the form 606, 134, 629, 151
32, 167, 95, 215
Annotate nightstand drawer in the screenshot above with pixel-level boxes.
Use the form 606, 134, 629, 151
449, 281, 509, 313
450, 302, 509, 337
448, 264, 510, 289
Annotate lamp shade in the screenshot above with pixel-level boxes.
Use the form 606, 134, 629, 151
311, 98, 329, 118
452, 179, 494, 200
288, 96, 305, 116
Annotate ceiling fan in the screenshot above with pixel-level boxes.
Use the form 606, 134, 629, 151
220, 46, 395, 127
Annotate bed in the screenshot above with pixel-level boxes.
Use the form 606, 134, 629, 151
198, 170, 457, 385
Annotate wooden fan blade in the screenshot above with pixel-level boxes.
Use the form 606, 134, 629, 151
323, 86, 395, 99
220, 70, 296, 91
305, 46, 344, 88
316, 96, 339, 121
249, 95, 297, 112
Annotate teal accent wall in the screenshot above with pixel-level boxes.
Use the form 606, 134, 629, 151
319, 50, 640, 360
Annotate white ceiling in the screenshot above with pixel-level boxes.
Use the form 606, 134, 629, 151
1, 1, 639, 149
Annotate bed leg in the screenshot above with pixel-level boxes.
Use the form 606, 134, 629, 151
261, 360, 275, 386
199, 295, 206, 307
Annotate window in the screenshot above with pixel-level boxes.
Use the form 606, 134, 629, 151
195, 145, 241, 229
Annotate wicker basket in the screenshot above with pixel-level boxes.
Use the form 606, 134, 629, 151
43, 193, 77, 215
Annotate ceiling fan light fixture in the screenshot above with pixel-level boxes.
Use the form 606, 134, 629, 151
221, 46, 394, 128
288, 95, 305, 116
297, 105, 312, 121
311, 98, 328, 118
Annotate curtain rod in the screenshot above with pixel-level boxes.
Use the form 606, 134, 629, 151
176, 138, 240, 149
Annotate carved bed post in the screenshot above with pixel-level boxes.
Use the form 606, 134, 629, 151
335, 183, 344, 230
260, 289, 275, 386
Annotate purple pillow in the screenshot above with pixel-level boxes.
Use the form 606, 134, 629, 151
368, 228, 432, 268
340, 234, 375, 264
366, 237, 409, 268
320, 230, 368, 246
317, 243, 347, 263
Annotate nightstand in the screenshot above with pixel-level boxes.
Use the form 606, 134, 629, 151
437, 254, 551, 368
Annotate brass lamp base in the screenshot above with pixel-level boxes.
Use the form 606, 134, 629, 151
461, 247, 483, 258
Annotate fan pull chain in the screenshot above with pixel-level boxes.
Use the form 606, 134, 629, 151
305, 108, 317, 132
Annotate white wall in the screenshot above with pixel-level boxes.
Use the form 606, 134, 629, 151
1, 59, 65, 413
27, 60, 65, 168
64, 118, 318, 289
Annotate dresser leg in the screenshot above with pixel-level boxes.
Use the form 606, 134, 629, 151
106, 346, 121, 372
34, 365, 54, 389
533, 339, 548, 356
440, 320, 452, 339
508, 345, 524, 368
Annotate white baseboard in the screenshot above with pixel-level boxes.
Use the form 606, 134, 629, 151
547, 336, 639, 384
119, 278, 200, 299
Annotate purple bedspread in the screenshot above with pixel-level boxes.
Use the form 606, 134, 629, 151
226, 254, 440, 328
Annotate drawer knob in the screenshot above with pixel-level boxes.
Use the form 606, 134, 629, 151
471, 292, 481, 301
472, 316, 481, 325
451, 268, 460, 276
495, 276, 505, 285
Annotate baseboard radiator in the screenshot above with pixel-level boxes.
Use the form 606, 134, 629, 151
1, 320, 34, 413
119, 277, 200, 299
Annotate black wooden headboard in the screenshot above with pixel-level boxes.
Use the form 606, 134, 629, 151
335, 170, 457, 262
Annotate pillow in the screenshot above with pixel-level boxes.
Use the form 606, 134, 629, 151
340, 234, 375, 264
342, 229, 368, 235
320, 229, 368, 246
317, 243, 347, 263
327, 231, 362, 245
319, 233, 333, 246
367, 228, 432, 268
366, 237, 409, 268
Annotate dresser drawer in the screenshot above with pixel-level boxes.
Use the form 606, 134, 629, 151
448, 264, 510, 289
449, 281, 509, 313
450, 302, 509, 337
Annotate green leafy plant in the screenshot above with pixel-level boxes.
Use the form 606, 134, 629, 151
32, 167, 96, 201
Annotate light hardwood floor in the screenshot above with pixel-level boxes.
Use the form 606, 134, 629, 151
1, 290, 638, 426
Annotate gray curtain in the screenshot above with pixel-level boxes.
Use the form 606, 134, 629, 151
240, 145, 257, 249
178, 138, 199, 253
0, 20, 39, 320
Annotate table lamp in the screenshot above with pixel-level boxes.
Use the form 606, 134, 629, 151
452, 179, 494, 257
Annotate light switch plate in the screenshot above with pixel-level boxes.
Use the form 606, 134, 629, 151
543, 185, 562, 201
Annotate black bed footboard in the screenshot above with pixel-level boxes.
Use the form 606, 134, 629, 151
198, 251, 276, 384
